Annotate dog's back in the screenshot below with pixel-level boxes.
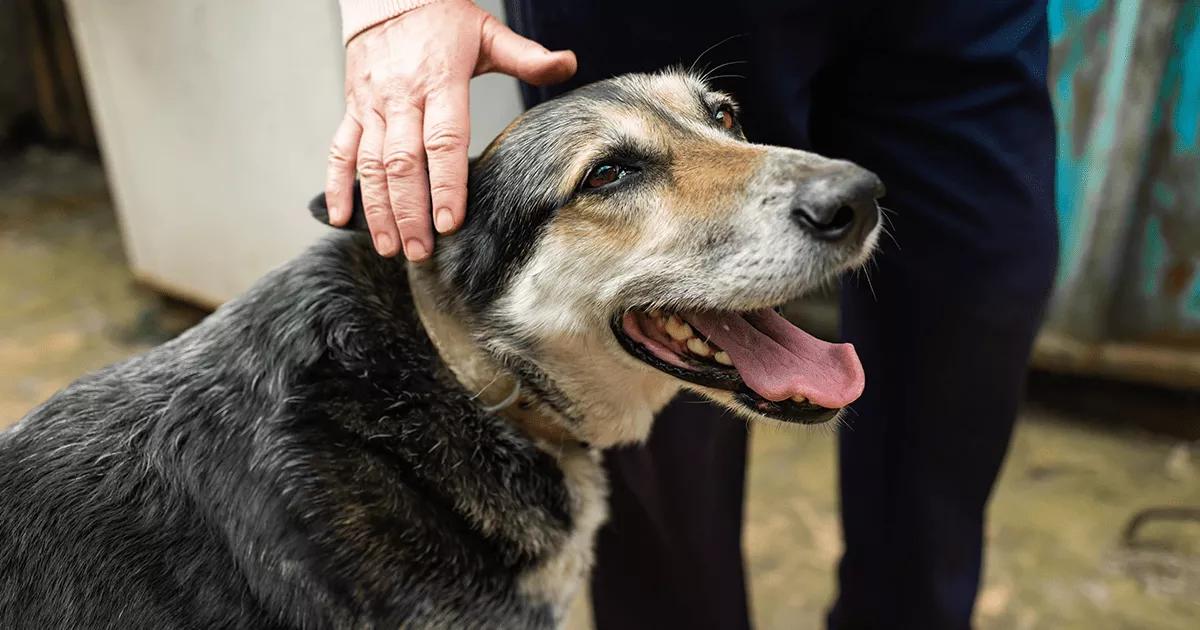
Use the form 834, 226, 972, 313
0, 233, 576, 629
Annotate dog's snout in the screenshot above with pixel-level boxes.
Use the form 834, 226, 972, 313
791, 167, 884, 243
793, 203, 859, 241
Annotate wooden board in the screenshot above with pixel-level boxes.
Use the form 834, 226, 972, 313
1033, 330, 1200, 391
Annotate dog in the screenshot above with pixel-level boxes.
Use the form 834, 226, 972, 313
0, 70, 883, 629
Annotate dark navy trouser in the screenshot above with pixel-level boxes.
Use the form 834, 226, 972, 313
507, 2, 1059, 628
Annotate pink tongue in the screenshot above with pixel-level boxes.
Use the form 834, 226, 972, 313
687, 309, 865, 408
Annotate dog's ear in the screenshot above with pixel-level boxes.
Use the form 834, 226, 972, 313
308, 181, 369, 231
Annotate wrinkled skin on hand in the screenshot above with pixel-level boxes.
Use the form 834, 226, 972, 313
326, 0, 576, 260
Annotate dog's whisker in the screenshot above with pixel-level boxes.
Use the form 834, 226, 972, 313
689, 33, 749, 75
862, 266, 879, 302
882, 225, 900, 250
836, 406, 860, 433
699, 60, 748, 82
873, 208, 901, 251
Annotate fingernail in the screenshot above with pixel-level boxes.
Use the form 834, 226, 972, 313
405, 239, 430, 261
434, 208, 455, 233
374, 232, 395, 256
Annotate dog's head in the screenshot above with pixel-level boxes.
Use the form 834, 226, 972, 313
313, 70, 883, 447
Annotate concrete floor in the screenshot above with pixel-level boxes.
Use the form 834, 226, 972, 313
2, 149, 1198, 629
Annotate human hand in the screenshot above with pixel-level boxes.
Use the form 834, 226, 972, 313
325, 0, 576, 260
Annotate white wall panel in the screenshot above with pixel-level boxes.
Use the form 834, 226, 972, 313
66, 0, 524, 305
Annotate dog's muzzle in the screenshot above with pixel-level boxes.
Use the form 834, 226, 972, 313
789, 163, 885, 245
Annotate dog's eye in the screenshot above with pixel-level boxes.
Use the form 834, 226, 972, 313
714, 104, 737, 130
582, 164, 629, 190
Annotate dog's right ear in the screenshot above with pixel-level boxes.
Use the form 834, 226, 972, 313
308, 181, 369, 231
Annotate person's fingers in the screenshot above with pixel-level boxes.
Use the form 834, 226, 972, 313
382, 101, 433, 261
356, 110, 401, 257
477, 16, 576, 86
423, 84, 470, 235
325, 114, 362, 226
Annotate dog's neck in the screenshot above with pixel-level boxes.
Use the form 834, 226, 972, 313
407, 266, 583, 450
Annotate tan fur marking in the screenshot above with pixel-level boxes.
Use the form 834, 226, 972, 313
505, 402, 581, 446
666, 140, 767, 219
645, 73, 709, 119
548, 196, 641, 244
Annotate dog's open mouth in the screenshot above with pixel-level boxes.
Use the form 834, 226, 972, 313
613, 308, 865, 424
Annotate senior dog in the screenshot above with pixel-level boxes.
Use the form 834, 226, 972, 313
0, 70, 883, 629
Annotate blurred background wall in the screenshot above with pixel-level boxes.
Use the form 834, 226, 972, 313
58, 0, 513, 305
53, 0, 522, 305
1039, 0, 1200, 390
0, 0, 93, 151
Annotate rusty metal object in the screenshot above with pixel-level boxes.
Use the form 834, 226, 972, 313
1037, 1, 1200, 389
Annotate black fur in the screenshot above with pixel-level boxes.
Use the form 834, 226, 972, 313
310, 158, 562, 314
308, 187, 584, 427
447, 159, 561, 310
0, 235, 573, 629
309, 183, 370, 232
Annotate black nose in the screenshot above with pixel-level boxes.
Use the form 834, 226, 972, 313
791, 166, 884, 242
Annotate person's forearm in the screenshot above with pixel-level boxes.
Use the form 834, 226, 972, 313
338, 0, 448, 44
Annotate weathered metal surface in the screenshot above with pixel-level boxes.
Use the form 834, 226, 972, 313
1045, 0, 1180, 340
1113, 2, 1200, 347
1036, 0, 1200, 388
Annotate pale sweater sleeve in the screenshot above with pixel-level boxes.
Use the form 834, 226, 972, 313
338, 0, 448, 44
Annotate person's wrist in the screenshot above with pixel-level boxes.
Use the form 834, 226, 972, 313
339, 0, 452, 45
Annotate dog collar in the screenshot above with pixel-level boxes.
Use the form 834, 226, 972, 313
480, 382, 522, 412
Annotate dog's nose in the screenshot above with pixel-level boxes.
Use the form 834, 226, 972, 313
791, 166, 884, 242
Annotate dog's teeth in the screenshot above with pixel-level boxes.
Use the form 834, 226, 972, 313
648, 309, 661, 319
790, 394, 808, 404
686, 337, 711, 357
714, 351, 732, 366
665, 316, 692, 341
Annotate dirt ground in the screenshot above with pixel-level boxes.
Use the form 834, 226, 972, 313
2, 149, 1198, 629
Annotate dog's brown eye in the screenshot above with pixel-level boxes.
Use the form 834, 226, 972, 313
715, 104, 736, 130
583, 164, 627, 189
